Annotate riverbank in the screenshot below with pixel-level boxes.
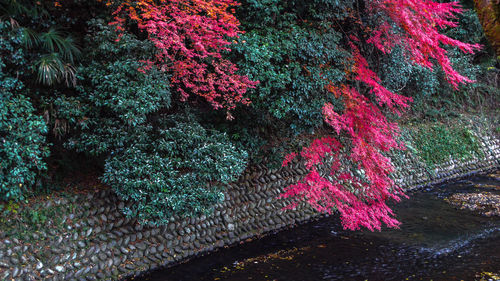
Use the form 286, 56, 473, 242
0, 116, 498, 280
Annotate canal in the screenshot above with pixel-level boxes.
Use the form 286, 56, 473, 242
136, 171, 500, 281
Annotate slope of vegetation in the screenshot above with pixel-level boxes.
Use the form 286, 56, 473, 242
0, 0, 498, 229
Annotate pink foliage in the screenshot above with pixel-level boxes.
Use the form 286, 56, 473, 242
367, 0, 481, 88
350, 41, 412, 113
282, 80, 407, 231
283, 1, 477, 231
111, 0, 258, 116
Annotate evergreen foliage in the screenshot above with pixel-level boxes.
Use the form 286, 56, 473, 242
0, 22, 49, 201
232, 0, 353, 134
67, 20, 171, 155
233, 25, 348, 134
103, 114, 247, 225
0, 0, 497, 229
66, 21, 247, 224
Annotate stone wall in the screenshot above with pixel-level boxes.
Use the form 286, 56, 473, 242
0, 124, 499, 281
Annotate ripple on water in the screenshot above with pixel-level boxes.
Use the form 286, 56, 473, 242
417, 225, 500, 257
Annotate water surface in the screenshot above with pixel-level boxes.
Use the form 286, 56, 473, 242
138, 171, 500, 281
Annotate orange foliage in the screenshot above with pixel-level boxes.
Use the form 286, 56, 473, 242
474, 0, 500, 56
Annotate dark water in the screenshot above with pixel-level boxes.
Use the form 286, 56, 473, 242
138, 171, 500, 281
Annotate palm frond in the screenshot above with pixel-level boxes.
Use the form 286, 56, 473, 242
60, 35, 81, 62
34, 53, 65, 86
61, 63, 77, 87
40, 28, 81, 62
19, 27, 40, 49
40, 28, 65, 53
34, 53, 78, 87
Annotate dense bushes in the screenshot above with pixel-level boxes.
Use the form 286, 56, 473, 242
63, 22, 248, 224
0, 22, 49, 201
0, 0, 497, 227
0, 91, 49, 201
66, 20, 171, 155
232, 0, 352, 134
233, 26, 348, 134
103, 114, 247, 225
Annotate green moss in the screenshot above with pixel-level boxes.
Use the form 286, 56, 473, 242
0, 193, 81, 240
408, 123, 483, 167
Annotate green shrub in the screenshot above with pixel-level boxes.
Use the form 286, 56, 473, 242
0, 92, 49, 201
66, 21, 248, 224
67, 20, 171, 155
233, 2, 350, 135
103, 114, 248, 225
0, 22, 49, 201
237, 0, 354, 28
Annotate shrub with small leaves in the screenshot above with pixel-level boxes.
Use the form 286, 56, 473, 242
234, 26, 348, 134
232, 1, 352, 135
0, 91, 50, 201
103, 114, 248, 225
67, 20, 171, 155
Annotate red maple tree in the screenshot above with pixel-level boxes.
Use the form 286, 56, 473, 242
281, 0, 480, 231
367, 0, 480, 88
110, 0, 258, 118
